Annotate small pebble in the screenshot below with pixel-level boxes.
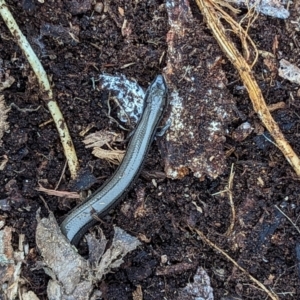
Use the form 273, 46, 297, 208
232, 122, 253, 142
94, 2, 103, 13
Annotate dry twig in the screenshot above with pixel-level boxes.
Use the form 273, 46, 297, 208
0, 0, 79, 179
212, 163, 236, 236
275, 205, 300, 235
191, 227, 279, 300
36, 184, 80, 199
196, 0, 300, 177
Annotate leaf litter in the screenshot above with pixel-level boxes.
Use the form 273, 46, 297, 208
35, 210, 141, 300
0, 0, 299, 299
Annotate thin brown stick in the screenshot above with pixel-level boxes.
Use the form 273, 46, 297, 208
191, 227, 279, 300
267, 102, 286, 112
55, 160, 68, 190
195, 0, 300, 177
212, 163, 236, 236
275, 205, 300, 234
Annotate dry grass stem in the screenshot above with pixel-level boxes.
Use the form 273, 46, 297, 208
267, 101, 286, 112
274, 205, 300, 235
208, 0, 259, 67
36, 184, 80, 199
92, 147, 125, 165
196, 0, 300, 177
54, 160, 68, 190
225, 164, 235, 236
191, 227, 279, 300
212, 163, 236, 236
0, 0, 79, 179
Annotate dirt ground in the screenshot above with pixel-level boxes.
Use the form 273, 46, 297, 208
0, 0, 300, 299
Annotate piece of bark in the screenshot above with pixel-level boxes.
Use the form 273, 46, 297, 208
161, 0, 236, 180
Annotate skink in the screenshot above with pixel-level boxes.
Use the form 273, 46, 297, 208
60, 75, 167, 245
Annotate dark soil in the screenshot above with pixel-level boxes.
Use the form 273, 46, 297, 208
0, 0, 300, 299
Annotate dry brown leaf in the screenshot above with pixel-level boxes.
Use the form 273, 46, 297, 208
36, 211, 93, 299
83, 130, 123, 148
95, 226, 141, 279
92, 147, 125, 165
132, 285, 143, 300
36, 211, 141, 299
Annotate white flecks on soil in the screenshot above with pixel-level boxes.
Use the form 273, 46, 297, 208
162, 0, 236, 179
278, 59, 300, 85
231, 0, 290, 19
98, 73, 145, 125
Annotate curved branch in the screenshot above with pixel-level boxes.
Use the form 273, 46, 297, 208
0, 0, 79, 179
